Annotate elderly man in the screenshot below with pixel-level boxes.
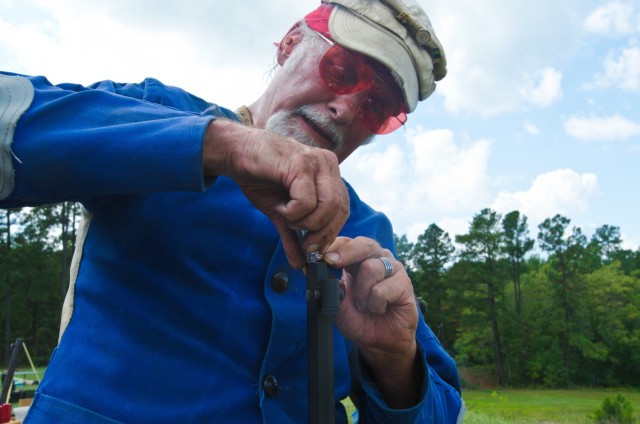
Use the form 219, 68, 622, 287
0, 0, 463, 423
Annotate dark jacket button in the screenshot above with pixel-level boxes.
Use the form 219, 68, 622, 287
262, 374, 278, 397
271, 272, 289, 293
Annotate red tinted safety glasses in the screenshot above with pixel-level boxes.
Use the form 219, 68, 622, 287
315, 31, 407, 134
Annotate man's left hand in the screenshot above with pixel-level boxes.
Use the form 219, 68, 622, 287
324, 236, 422, 408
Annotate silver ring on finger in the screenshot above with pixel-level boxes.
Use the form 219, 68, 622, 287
379, 257, 393, 279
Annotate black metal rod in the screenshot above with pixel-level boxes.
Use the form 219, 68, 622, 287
307, 262, 339, 424
1, 338, 23, 404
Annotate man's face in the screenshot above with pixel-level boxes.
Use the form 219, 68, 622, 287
262, 32, 379, 163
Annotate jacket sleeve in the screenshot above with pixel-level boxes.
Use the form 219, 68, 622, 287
353, 316, 464, 423
0, 72, 222, 209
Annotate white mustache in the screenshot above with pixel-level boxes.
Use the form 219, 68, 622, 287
265, 106, 345, 153
294, 106, 345, 152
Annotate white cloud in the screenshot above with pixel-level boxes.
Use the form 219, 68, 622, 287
521, 67, 563, 107
492, 169, 599, 226
342, 143, 408, 217
405, 128, 492, 213
584, 1, 640, 35
405, 222, 431, 243
423, 0, 582, 116
524, 121, 540, 135
593, 47, 640, 92
436, 217, 472, 241
0, 0, 301, 107
341, 127, 493, 238
565, 115, 640, 141
405, 218, 471, 245
620, 231, 639, 250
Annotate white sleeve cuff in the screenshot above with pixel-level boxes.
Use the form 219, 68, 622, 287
0, 74, 34, 199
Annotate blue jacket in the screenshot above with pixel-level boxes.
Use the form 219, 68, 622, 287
0, 72, 463, 423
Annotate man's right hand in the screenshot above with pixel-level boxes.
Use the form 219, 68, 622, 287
202, 119, 350, 268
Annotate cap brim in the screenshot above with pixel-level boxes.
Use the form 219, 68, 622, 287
329, 5, 420, 112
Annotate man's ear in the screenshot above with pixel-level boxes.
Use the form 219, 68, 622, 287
276, 32, 303, 65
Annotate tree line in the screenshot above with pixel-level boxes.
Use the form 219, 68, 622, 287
1, 203, 79, 364
2, 204, 639, 388
397, 208, 640, 387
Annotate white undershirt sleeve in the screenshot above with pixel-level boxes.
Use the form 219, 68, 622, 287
0, 74, 35, 199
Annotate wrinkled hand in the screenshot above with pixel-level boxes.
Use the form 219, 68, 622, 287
324, 236, 418, 356
203, 120, 349, 268
324, 236, 421, 408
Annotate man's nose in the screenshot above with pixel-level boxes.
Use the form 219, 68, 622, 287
327, 91, 366, 125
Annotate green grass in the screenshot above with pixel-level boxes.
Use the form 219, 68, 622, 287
344, 388, 640, 423
462, 388, 640, 423
7, 368, 640, 423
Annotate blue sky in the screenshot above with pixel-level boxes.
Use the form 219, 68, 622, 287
1, 0, 638, 249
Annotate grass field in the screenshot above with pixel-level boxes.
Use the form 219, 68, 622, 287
9, 369, 640, 423
462, 388, 640, 423
343, 388, 639, 423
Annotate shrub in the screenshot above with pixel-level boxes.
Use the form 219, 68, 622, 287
591, 394, 636, 424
